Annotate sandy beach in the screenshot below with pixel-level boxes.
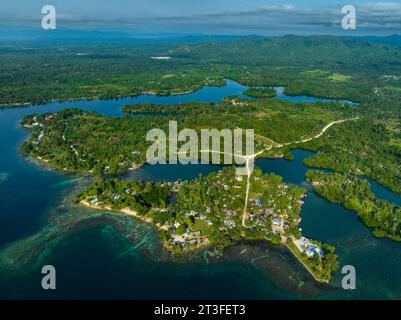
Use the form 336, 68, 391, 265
80, 200, 168, 230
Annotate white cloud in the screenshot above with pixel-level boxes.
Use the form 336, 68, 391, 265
365, 2, 401, 11
3, 1, 401, 34
283, 4, 295, 11
262, 4, 296, 12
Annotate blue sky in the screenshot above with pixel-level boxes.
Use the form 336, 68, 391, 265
1, 0, 400, 35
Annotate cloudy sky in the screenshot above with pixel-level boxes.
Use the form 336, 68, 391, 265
0, 0, 400, 35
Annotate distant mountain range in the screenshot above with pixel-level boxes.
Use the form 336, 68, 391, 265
349, 35, 401, 47
0, 26, 262, 44
1, 26, 401, 48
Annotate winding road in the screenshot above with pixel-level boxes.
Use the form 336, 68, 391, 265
175, 117, 360, 227
240, 117, 359, 227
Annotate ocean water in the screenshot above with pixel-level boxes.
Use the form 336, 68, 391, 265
0, 80, 399, 299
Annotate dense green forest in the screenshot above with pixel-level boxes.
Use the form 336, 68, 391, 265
301, 120, 401, 193
243, 87, 276, 98
2, 35, 401, 116
306, 171, 401, 241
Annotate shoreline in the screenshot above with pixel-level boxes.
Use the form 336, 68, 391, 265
30, 154, 145, 175
284, 241, 329, 284
21, 123, 147, 175
79, 200, 211, 253
0, 81, 225, 109
80, 201, 329, 282
80, 200, 154, 225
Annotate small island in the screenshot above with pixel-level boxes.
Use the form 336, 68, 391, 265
243, 87, 277, 98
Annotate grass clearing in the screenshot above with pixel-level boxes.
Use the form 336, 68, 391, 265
328, 73, 352, 82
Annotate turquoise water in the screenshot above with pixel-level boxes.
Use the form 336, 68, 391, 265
0, 80, 399, 299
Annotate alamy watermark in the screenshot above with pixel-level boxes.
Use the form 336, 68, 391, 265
341, 265, 356, 290
341, 5, 357, 30
41, 265, 56, 290
146, 121, 255, 176
40, 5, 357, 31
41, 5, 56, 30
